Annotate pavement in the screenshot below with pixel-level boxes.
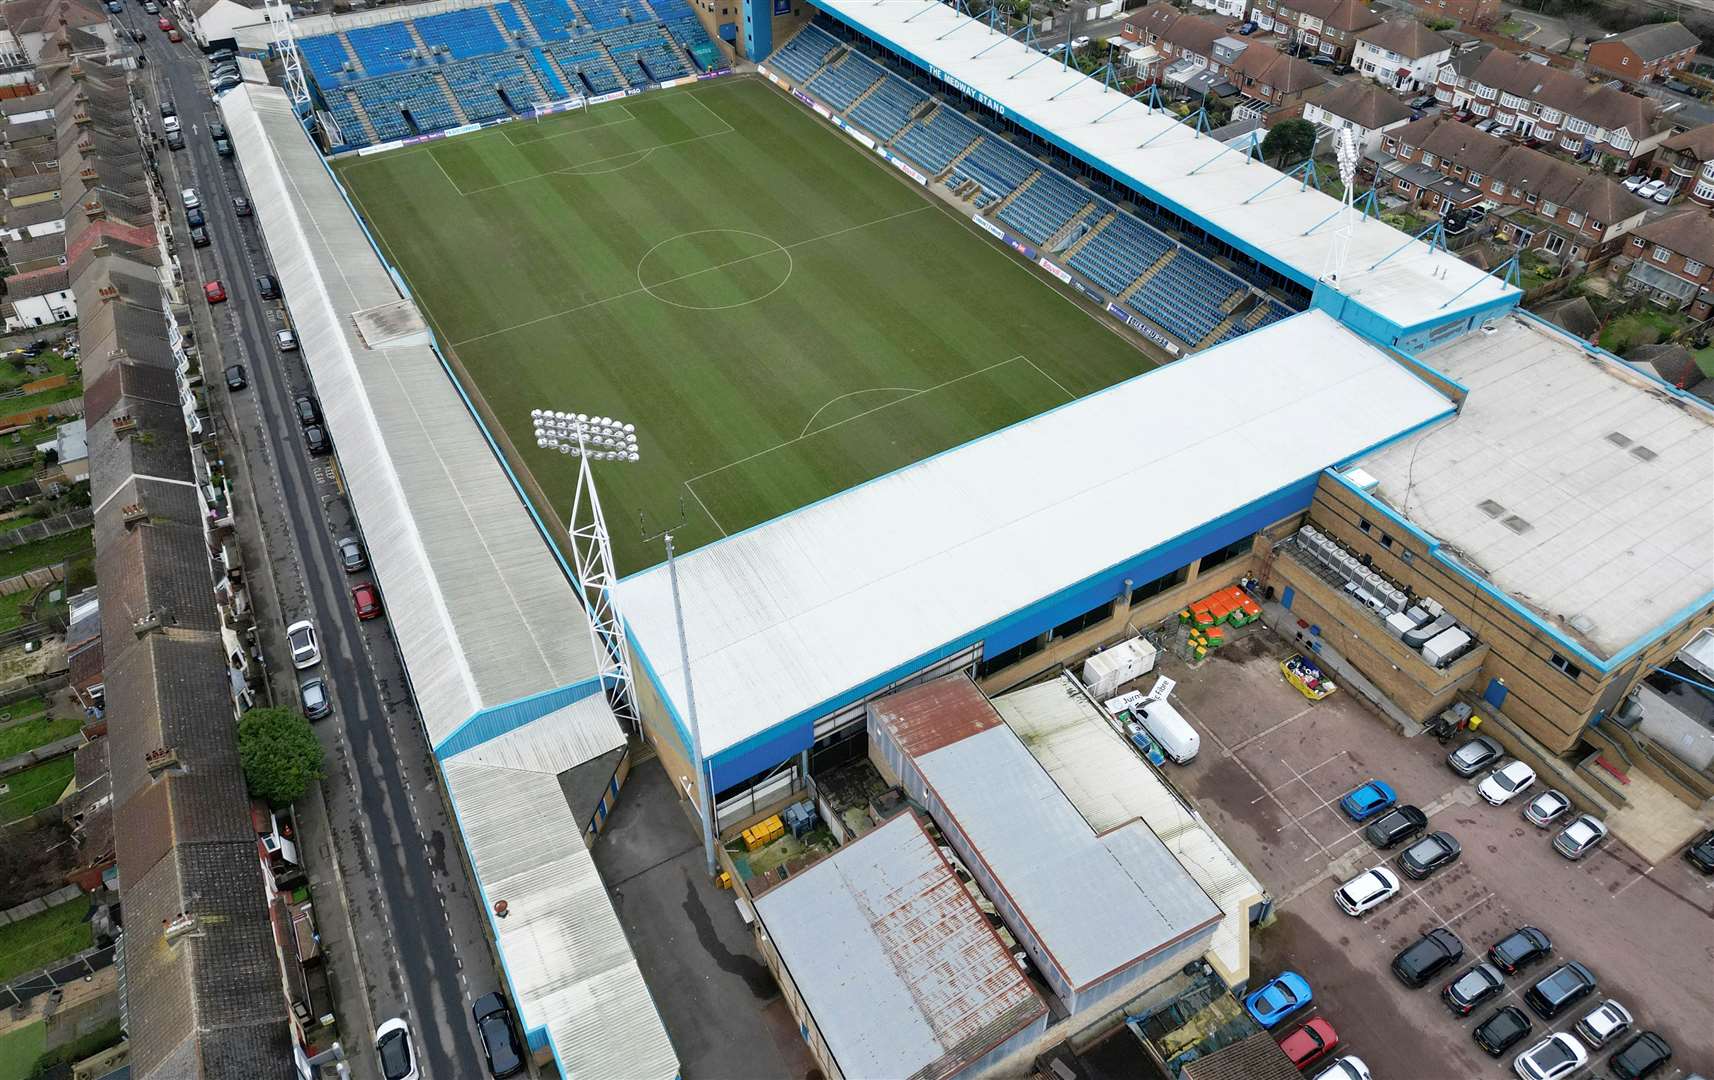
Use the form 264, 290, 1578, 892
592, 759, 818, 1080
1156, 628, 1714, 1080
129, 29, 505, 1080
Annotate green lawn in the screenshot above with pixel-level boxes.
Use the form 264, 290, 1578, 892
336, 77, 1154, 573
0, 1023, 46, 1079
0, 589, 32, 631
0, 715, 79, 760
0, 383, 79, 419
0, 898, 88, 983
1599, 310, 1685, 356
0, 528, 91, 580
0, 754, 74, 823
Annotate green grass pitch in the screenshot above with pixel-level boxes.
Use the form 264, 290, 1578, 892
335, 76, 1156, 574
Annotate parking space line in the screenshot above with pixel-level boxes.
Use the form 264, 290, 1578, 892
1611, 864, 1652, 899
1223, 702, 1318, 754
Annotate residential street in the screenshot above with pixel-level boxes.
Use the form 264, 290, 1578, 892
129, 26, 502, 1080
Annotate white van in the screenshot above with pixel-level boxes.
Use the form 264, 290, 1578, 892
1134, 679, 1200, 764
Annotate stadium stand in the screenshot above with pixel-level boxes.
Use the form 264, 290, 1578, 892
806, 56, 883, 113
950, 137, 1036, 206
300, 33, 360, 86
893, 106, 984, 174
352, 72, 461, 138
547, 40, 623, 94
577, 0, 639, 32
415, 8, 509, 58
849, 75, 927, 142
998, 171, 1092, 247
766, 24, 839, 82
518, 0, 578, 39
343, 22, 420, 77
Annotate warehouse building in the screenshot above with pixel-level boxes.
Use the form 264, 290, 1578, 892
750, 812, 1049, 1080
868, 676, 1223, 1019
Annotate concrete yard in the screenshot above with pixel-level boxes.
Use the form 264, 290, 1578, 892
1155, 629, 1714, 1080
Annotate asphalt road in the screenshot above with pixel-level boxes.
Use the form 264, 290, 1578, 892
131, 28, 498, 1079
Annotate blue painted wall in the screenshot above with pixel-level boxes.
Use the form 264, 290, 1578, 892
742, 0, 773, 60
434, 676, 608, 758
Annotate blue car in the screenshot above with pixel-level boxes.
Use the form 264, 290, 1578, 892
1339, 779, 1397, 821
1245, 972, 1313, 1028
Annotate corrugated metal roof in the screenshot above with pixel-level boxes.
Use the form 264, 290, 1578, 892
752, 813, 1046, 1080
870, 677, 1004, 758
993, 678, 1265, 984
618, 313, 1452, 764
220, 85, 600, 749
877, 691, 1223, 992
811, 0, 1517, 331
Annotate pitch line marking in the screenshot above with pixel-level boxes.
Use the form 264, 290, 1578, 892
684, 481, 729, 538
455, 115, 737, 194
636, 228, 795, 311
684, 354, 1029, 487
799, 387, 920, 438
1021, 355, 1076, 401
501, 102, 639, 145
450, 205, 932, 346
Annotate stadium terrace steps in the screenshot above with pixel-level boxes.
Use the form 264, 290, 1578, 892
1046, 201, 1099, 250
1199, 315, 1239, 350
336, 32, 365, 77
1118, 249, 1178, 303
841, 74, 887, 118
487, 4, 515, 41
537, 47, 576, 95
988, 169, 1042, 215
934, 134, 982, 180
1244, 303, 1272, 328
346, 92, 381, 143
406, 20, 432, 56
1060, 210, 1113, 260
433, 71, 474, 123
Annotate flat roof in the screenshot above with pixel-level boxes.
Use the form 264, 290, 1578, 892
877, 680, 1222, 991
617, 312, 1452, 766
811, 0, 1518, 332
752, 813, 1047, 1080
1359, 314, 1714, 664
992, 678, 1265, 986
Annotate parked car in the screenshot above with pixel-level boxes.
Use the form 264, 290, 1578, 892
160, 99, 176, 118
1397, 831, 1460, 880
1071, 34, 1090, 48
167, 27, 182, 40
1523, 789, 1570, 828
1686, 828, 1714, 873
1478, 759, 1536, 805
189, 225, 210, 248
181, 186, 200, 208
1311, 1056, 1370, 1080
1409, 94, 1436, 109
1474, 1005, 1533, 1057
1244, 972, 1312, 1028
1623, 174, 1649, 192
208, 118, 227, 137
166, 130, 185, 151
1575, 1000, 1633, 1049
1364, 804, 1427, 849
352, 582, 382, 620
300, 678, 330, 720
1513, 1032, 1587, 1080
1447, 734, 1502, 776
294, 394, 322, 427
277, 328, 298, 351
1392, 928, 1463, 987
256, 273, 279, 299
214, 135, 233, 156
130, 26, 146, 41
1637, 178, 1666, 200
204, 279, 226, 303
1652, 184, 1675, 204
1525, 961, 1596, 1020
1339, 779, 1397, 821
185, 205, 205, 227
223, 363, 247, 390
233, 195, 253, 216
471, 992, 526, 1078
1487, 927, 1551, 975
1553, 814, 1607, 860
1238, 20, 1257, 33
304, 423, 331, 456
1442, 962, 1505, 1016
337, 535, 367, 572
162, 115, 181, 135
1608, 1032, 1671, 1079
211, 73, 240, 93
1335, 866, 1400, 916
375, 1018, 419, 1080
287, 620, 320, 669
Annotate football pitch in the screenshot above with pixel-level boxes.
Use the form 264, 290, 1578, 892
335, 75, 1155, 573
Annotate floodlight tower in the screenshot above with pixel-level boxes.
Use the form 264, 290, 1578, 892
263, 0, 311, 115
1322, 128, 1360, 286
531, 408, 641, 730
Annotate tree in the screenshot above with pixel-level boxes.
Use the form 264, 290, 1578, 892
1261, 119, 1316, 168
237, 706, 324, 805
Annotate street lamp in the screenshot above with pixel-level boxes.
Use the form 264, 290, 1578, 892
531, 408, 719, 878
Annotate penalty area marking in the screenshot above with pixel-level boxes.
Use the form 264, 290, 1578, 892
501, 102, 639, 146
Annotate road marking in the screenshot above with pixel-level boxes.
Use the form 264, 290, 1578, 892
1611, 864, 1653, 898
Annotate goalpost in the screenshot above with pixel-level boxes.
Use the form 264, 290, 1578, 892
533, 95, 589, 124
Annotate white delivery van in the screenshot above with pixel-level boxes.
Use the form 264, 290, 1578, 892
1135, 676, 1200, 764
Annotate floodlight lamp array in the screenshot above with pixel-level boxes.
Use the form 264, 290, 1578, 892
531, 409, 641, 462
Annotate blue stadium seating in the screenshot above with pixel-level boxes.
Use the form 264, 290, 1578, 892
470, 52, 546, 111
602, 22, 659, 51
547, 41, 622, 94
416, 9, 508, 59
343, 22, 421, 77
443, 65, 509, 121
892, 107, 982, 173
326, 90, 369, 146
997, 172, 1093, 246
1128, 254, 1246, 346
519, 0, 579, 40
650, 0, 706, 51
950, 137, 1035, 201
1067, 213, 1172, 296
767, 24, 837, 83
806, 56, 881, 113
352, 72, 461, 138
530, 46, 571, 97
301, 34, 359, 85
495, 2, 529, 34
635, 41, 689, 82
848, 76, 924, 141
577, 0, 638, 31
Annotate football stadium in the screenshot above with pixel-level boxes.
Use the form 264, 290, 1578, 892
216, 0, 1545, 1070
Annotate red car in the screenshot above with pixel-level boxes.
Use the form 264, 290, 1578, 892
351, 583, 382, 620
1278, 1017, 1338, 1069
204, 280, 226, 303
157, 16, 172, 29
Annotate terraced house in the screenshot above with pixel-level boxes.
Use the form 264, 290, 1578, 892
1586, 21, 1700, 86
1435, 49, 1666, 165
1623, 209, 1714, 318
1247, 0, 1379, 63
1353, 18, 1452, 93
1650, 123, 1714, 206
1127, 3, 1325, 108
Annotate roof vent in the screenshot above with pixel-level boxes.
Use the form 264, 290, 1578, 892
121, 503, 148, 528
144, 746, 180, 777
132, 608, 165, 636
162, 912, 200, 941
1501, 515, 1533, 534
1629, 445, 1657, 462
1605, 431, 1632, 447
1477, 499, 1506, 518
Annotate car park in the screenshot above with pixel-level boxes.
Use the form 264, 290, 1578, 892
299, 678, 330, 720
223, 364, 247, 390
1608, 1031, 1671, 1079
1447, 734, 1502, 776
352, 583, 383, 620
1523, 789, 1570, 828
1513, 1032, 1587, 1080
1524, 961, 1596, 1019
1363, 804, 1426, 848
1487, 926, 1551, 975
1338, 779, 1396, 820
233, 195, 253, 216
1686, 827, 1714, 873
1478, 759, 1536, 805
277, 328, 298, 351
1474, 1005, 1533, 1057
1392, 928, 1463, 987
1575, 999, 1633, 1049
472, 992, 526, 1078
1311, 1056, 1370, 1080
1442, 962, 1505, 1016
189, 225, 210, 248
375, 1018, 419, 1080
294, 394, 322, 427
287, 620, 320, 669
338, 535, 367, 572
204, 279, 227, 303
1334, 866, 1399, 916
1244, 972, 1312, 1027
1553, 814, 1607, 860
1397, 831, 1460, 880
304, 424, 331, 456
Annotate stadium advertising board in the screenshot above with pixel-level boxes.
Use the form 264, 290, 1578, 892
1105, 303, 1182, 356
886, 153, 928, 185
844, 124, 876, 150
973, 215, 1006, 241
759, 65, 780, 84
1037, 257, 1072, 285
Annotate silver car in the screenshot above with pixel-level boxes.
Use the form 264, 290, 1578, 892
1574, 999, 1632, 1049
1523, 789, 1570, 828
1447, 735, 1502, 776
1552, 814, 1607, 860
